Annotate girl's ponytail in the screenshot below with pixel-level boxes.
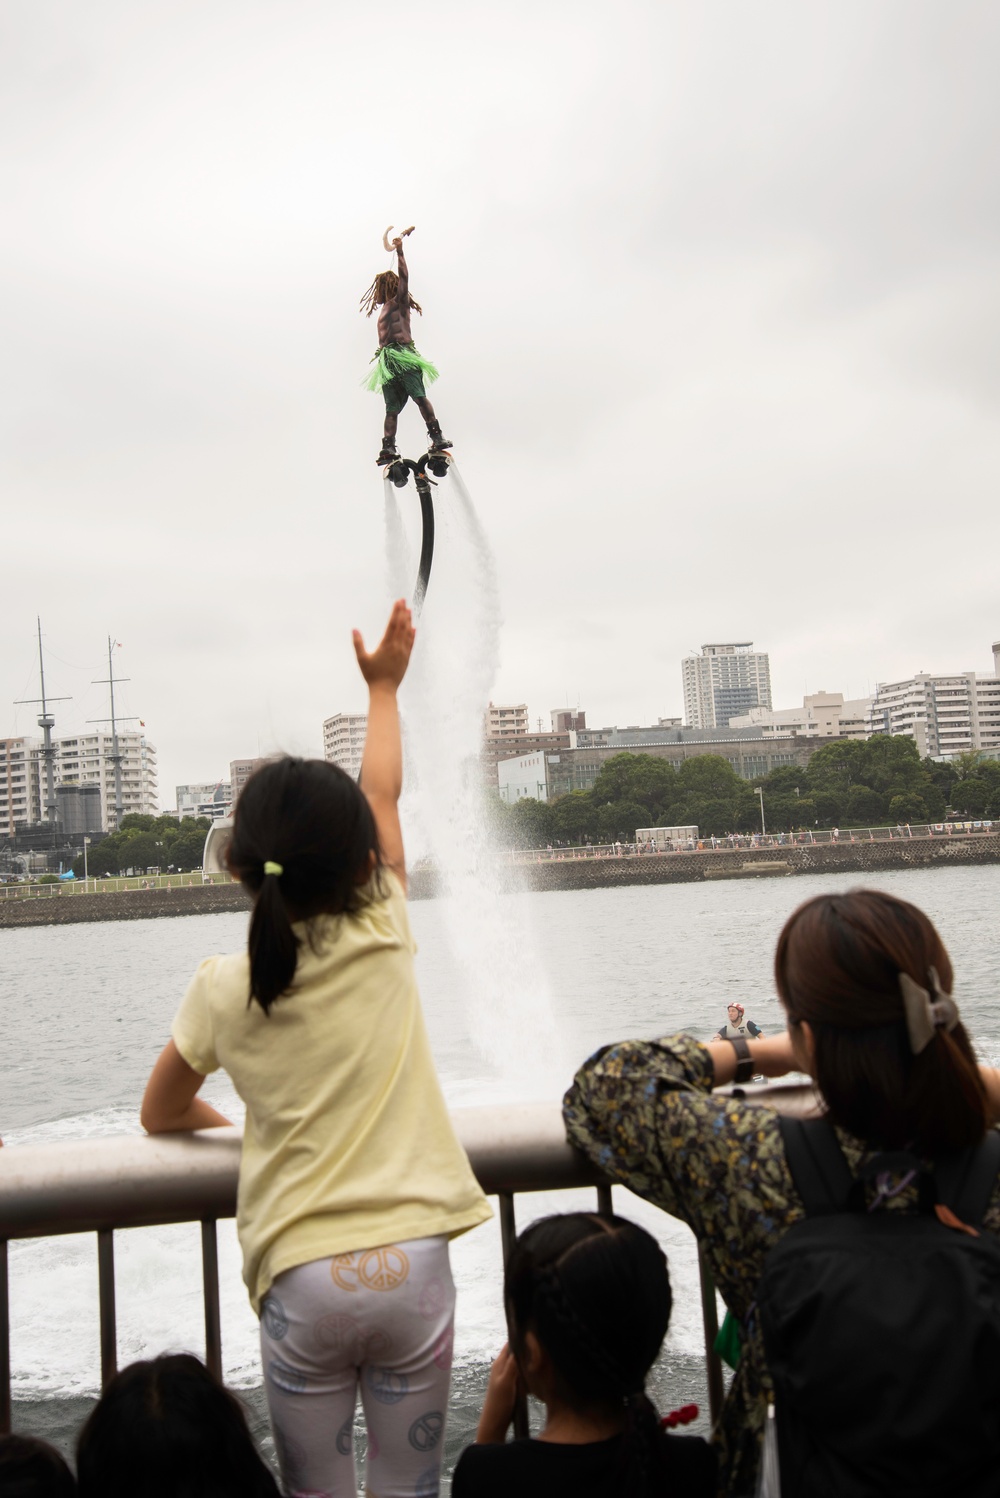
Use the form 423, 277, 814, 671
247, 869, 298, 1016
622, 1389, 671, 1496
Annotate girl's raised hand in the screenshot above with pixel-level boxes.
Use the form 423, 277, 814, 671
475, 1343, 522, 1444
352, 599, 415, 689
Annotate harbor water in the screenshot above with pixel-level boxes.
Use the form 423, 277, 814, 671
3, 863, 999, 1485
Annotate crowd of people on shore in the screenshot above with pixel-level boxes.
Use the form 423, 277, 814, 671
5, 599, 1000, 1498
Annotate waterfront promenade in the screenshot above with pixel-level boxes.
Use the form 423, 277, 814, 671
2, 825, 999, 927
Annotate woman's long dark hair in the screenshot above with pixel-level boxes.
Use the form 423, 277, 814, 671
76, 1354, 280, 1498
226, 757, 382, 1015
505, 1213, 673, 1495
775, 889, 988, 1154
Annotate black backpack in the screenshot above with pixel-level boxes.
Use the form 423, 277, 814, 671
757, 1116, 1000, 1498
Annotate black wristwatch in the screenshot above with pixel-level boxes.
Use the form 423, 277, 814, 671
726, 1035, 755, 1085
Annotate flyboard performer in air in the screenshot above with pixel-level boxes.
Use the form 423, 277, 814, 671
360, 227, 452, 468
362, 226, 453, 611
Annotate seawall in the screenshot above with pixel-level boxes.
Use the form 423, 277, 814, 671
513, 834, 1000, 893
2, 838, 998, 929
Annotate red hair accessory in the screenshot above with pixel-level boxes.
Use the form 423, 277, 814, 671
661, 1403, 699, 1429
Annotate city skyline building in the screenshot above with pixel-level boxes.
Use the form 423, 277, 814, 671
229, 758, 268, 808
0, 730, 158, 835
728, 691, 872, 741
682, 643, 772, 730
322, 713, 368, 781
176, 781, 232, 820
867, 643, 1000, 758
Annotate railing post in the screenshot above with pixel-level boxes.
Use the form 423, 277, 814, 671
697, 1243, 724, 1425
97, 1229, 117, 1387
201, 1220, 222, 1380
498, 1192, 528, 1438
0, 1241, 10, 1434
595, 1184, 613, 1217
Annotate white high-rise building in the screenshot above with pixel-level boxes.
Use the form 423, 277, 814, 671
682, 643, 772, 729
868, 644, 1000, 757
0, 731, 158, 834
323, 713, 368, 780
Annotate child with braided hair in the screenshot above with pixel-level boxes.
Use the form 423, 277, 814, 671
452, 1212, 716, 1497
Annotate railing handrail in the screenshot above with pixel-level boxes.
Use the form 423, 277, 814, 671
0, 1088, 818, 1239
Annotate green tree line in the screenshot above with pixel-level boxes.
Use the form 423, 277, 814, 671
72, 815, 211, 877
490, 736, 995, 847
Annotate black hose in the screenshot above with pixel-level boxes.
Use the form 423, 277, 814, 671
414, 477, 435, 613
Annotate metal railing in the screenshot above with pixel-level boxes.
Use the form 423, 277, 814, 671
506, 822, 998, 861
0, 1086, 819, 1435
0, 872, 234, 901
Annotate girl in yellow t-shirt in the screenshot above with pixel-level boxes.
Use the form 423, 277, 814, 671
141, 599, 492, 1498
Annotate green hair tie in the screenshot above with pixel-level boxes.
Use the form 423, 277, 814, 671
263, 861, 283, 877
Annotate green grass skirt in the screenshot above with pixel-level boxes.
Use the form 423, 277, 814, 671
363, 343, 440, 393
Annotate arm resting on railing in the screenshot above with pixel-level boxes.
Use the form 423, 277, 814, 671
141, 1041, 232, 1133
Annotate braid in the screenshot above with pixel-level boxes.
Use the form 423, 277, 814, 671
535, 1263, 626, 1397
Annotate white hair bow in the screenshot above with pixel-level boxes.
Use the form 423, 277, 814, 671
899, 966, 960, 1055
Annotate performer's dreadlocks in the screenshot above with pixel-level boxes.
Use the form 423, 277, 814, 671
359, 271, 423, 319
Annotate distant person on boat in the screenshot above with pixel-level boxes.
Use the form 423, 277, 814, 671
564, 890, 1000, 1496
141, 600, 490, 1498
711, 1002, 763, 1041
452, 1212, 716, 1498
361, 228, 452, 466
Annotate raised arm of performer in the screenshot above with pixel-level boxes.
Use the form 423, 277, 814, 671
393, 236, 408, 302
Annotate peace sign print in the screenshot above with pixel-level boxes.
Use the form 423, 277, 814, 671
331, 1253, 360, 1292
367, 1366, 409, 1405
359, 1245, 410, 1292
261, 1294, 288, 1341
408, 1410, 444, 1453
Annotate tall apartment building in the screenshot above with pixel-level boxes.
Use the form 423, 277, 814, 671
485, 703, 530, 739
867, 644, 1000, 757
229, 758, 268, 808
682, 643, 772, 729
322, 713, 368, 781
176, 782, 232, 820
0, 731, 158, 835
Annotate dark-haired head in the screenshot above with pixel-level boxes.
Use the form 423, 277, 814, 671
775, 888, 988, 1154
359, 271, 423, 318
76, 1354, 280, 1498
505, 1213, 673, 1494
0, 1434, 76, 1498
226, 757, 382, 1015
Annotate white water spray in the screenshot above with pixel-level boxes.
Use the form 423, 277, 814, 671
384, 466, 562, 1095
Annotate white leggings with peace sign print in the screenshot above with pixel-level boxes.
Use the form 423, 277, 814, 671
260, 1236, 455, 1498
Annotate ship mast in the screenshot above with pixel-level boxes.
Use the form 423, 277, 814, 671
89, 637, 141, 832
14, 617, 70, 838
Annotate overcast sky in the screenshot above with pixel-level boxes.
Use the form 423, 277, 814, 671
3, 0, 999, 802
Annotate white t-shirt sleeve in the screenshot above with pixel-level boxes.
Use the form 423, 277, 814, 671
172, 957, 222, 1076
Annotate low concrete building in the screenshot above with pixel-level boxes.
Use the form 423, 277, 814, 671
498, 752, 552, 803
498, 724, 818, 801
176, 781, 232, 821
728, 691, 872, 740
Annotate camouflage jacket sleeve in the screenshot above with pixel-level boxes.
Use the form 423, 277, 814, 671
562, 1033, 802, 1316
